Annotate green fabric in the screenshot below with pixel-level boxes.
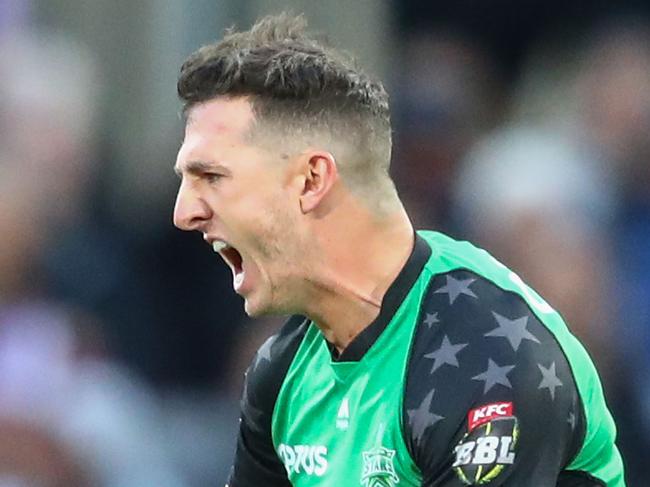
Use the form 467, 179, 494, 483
271, 230, 624, 486
418, 230, 625, 486
272, 272, 430, 486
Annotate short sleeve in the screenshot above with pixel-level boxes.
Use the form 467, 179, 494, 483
403, 271, 584, 486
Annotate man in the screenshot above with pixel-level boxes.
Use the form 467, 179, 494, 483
172, 13, 625, 487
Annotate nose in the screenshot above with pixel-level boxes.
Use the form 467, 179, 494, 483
173, 180, 211, 231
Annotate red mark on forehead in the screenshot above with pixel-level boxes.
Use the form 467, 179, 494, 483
186, 97, 255, 138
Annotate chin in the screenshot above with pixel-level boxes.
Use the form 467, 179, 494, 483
243, 295, 272, 317
243, 292, 289, 318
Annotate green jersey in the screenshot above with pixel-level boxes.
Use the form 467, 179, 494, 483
228, 231, 625, 486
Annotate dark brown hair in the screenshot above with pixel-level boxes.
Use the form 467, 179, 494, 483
177, 13, 393, 181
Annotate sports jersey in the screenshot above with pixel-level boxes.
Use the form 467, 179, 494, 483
227, 231, 625, 486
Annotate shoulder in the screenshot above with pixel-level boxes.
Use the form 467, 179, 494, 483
245, 315, 310, 402
228, 316, 309, 487
243, 314, 311, 416
403, 268, 583, 483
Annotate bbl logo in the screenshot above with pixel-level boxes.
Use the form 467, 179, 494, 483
453, 416, 519, 485
361, 446, 400, 487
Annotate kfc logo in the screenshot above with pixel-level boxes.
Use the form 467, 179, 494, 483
468, 402, 513, 431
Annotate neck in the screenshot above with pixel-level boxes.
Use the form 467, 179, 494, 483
299, 197, 414, 353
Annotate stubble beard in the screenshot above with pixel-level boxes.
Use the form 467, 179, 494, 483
248, 204, 305, 316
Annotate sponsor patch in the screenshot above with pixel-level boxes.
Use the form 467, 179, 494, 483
453, 414, 519, 485
468, 402, 513, 431
278, 444, 328, 477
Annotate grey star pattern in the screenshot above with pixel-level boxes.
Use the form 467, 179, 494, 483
434, 275, 477, 305
407, 389, 445, 443
538, 362, 563, 400
423, 312, 440, 328
241, 380, 265, 434
472, 358, 515, 394
253, 335, 274, 371
423, 335, 468, 373
485, 312, 541, 352
568, 411, 576, 431
568, 396, 577, 430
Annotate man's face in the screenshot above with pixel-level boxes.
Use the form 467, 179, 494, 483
173, 97, 303, 316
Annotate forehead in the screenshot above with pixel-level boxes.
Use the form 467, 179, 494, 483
177, 97, 255, 168
185, 96, 255, 138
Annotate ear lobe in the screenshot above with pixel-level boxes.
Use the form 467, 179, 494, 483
299, 151, 338, 214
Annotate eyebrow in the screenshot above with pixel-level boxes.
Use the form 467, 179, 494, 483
174, 160, 231, 178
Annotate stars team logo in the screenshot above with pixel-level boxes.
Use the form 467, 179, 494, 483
361, 446, 400, 487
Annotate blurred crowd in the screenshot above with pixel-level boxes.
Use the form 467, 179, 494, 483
1, 1, 649, 485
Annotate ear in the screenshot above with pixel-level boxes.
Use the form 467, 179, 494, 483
299, 151, 338, 214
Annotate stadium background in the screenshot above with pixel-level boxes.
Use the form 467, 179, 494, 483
1, 0, 649, 484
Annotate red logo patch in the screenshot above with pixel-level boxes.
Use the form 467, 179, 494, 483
468, 402, 514, 431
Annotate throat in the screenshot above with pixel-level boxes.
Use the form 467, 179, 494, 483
300, 210, 415, 357
311, 288, 382, 355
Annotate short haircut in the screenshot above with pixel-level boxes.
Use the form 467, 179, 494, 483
177, 13, 396, 203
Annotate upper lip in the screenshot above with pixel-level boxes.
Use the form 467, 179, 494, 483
203, 234, 226, 245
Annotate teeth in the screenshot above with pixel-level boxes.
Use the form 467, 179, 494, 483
212, 240, 227, 253
234, 273, 244, 289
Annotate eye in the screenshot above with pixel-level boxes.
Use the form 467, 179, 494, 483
204, 173, 223, 183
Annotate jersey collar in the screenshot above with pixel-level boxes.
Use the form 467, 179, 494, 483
329, 233, 432, 362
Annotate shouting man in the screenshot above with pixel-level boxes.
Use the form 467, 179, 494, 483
173, 13, 624, 487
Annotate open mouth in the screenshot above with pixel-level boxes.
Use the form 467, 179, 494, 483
221, 245, 243, 274
212, 240, 245, 288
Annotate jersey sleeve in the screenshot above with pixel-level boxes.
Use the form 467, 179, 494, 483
403, 270, 586, 486
227, 316, 309, 487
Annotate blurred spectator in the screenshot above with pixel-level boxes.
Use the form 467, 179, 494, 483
0, 419, 89, 487
0, 29, 99, 222
0, 26, 192, 485
0, 27, 245, 394
0, 301, 188, 486
391, 32, 503, 229
453, 127, 618, 378
575, 21, 650, 172
0, 25, 164, 386
576, 23, 650, 483
0, 144, 189, 484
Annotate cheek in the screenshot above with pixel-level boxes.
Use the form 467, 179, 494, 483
254, 200, 299, 260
